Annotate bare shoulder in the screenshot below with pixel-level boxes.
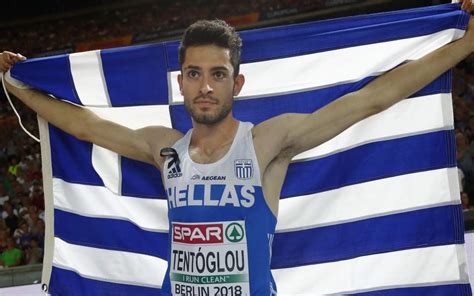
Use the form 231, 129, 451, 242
137, 125, 184, 168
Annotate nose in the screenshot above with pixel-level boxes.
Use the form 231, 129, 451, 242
199, 77, 213, 95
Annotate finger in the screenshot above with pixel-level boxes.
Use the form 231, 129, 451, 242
2, 52, 11, 64
10, 56, 22, 63
2, 51, 23, 61
2, 52, 26, 65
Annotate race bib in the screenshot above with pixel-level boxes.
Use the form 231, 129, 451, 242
170, 221, 250, 296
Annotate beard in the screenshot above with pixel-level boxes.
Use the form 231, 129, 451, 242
185, 95, 233, 125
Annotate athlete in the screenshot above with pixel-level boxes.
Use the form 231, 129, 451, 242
1, 1, 474, 294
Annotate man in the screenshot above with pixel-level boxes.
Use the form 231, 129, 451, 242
1, 2, 474, 294
0, 237, 22, 268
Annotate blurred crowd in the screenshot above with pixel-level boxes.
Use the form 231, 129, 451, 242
453, 57, 474, 211
0, 98, 44, 268
0, 0, 343, 57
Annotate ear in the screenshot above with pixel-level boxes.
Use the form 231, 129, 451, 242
233, 74, 245, 96
177, 73, 183, 95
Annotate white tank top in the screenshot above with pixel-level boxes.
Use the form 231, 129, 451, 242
161, 121, 278, 295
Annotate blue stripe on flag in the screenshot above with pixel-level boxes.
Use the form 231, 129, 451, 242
353, 283, 472, 296
165, 4, 468, 70
169, 74, 450, 133
8, 5, 466, 106
53, 204, 463, 271
50, 128, 455, 199
54, 209, 168, 259
282, 129, 456, 198
10, 54, 82, 104
49, 266, 162, 296
120, 156, 166, 199
49, 125, 103, 186
271, 204, 464, 268
241, 4, 464, 42
101, 44, 169, 107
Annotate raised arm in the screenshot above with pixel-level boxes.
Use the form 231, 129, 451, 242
1, 52, 182, 169
255, 13, 474, 165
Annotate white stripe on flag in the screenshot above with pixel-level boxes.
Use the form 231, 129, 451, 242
53, 178, 168, 232
277, 168, 460, 232
293, 93, 453, 161
91, 145, 121, 195
54, 167, 459, 233
53, 237, 167, 288
169, 29, 463, 103
79, 93, 453, 195
88, 105, 173, 129
69, 51, 110, 106
272, 244, 469, 295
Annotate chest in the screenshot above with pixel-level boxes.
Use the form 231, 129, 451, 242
188, 143, 233, 164
163, 136, 261, 212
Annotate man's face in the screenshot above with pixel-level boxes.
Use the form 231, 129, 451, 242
178, 45, 244, 125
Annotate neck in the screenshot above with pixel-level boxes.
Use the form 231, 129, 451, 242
190, 113, 239, 150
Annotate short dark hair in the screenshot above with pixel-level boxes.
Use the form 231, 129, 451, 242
179, 19, 242, 77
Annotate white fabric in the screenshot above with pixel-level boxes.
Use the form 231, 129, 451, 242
169, 29, 464, 102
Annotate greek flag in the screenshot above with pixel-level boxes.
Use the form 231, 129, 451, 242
10, 4, 472, 295
235, 160, 253, 180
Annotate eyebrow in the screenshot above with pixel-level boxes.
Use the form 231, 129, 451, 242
210, 66, 230, 72
184, 65, 230, 72
184, 65, 201, 70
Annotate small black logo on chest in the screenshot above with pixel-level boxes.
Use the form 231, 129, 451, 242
167, 158, 182, 179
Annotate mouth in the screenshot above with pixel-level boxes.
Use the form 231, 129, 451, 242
195, 101, 217, 107
193, 96, 218, 108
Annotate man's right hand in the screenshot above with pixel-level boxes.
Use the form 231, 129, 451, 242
0, 51, 26, 73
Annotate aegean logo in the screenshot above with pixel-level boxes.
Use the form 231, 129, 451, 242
190, 175, 226, 181
202, 176, 226, 181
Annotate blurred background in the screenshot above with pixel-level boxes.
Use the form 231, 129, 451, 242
0, 0, 472, 293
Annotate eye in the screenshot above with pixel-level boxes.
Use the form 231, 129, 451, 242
187, 70, 199, 79
213, 71, 226, 80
